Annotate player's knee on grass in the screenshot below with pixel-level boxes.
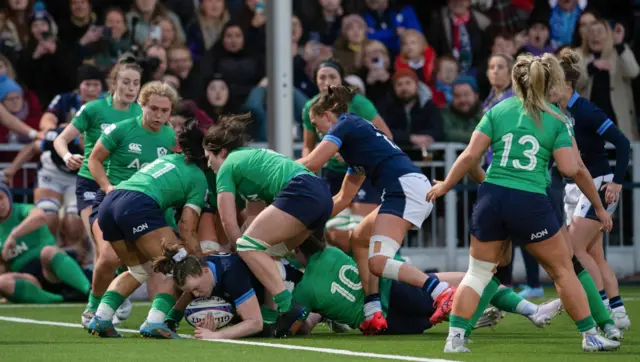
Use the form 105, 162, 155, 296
0, 274, 16, 296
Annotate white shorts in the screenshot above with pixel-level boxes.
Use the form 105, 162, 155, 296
380, 173, 433, 228
564, 173, 618, 225
38, 152, 77, 208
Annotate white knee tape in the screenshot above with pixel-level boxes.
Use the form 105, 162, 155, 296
129, 262, 152, 284
64, 204, 78, 215
36, 198, 61, 215
326, 208, 352, 230
368, 235, 400, 259
200, 240, 221, 254
460, 256, 497, 296
381, 259, 404, 280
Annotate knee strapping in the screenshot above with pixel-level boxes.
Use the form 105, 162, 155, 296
129, 262, 152, 284
368, 235, 400, 259
64, 204, 78, 215
36, 198, 61, 215
326, 209, 352, 230
236, 236, 289, 257
200, 240, 221, 254
460, 255, 497, 296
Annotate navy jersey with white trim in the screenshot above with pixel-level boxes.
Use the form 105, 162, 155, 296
40, 127, 82, 174
205, 254, 256, 308
566, 92, 630, 183
324, 113, 419, 189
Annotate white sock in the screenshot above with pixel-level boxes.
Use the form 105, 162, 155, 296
603, 299, 610, 308
95, 303, 115, 321
363, 300, 382, 321
431, 281, 450, 299
146, 308, 166, 324
515, 299, 538, 317
582, 327, 597, 336
448, 326, 466, 339
612, 305, 627, 313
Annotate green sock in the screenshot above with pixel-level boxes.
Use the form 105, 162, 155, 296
466, 276, 501, 337
10, 279, 64, 303
261, 305, 278, 324
102, 290, 125, 311
149, 293, 176, 323
578, 270, 614, 328
490, 287, 523, 313
86, 292, 102, 312
115, 266, 126, 276
166, 308, 184, 323
273, 290, 292, 313
50, 252, 91, 294
575, 316, 596, 333
449, 315, 470, 329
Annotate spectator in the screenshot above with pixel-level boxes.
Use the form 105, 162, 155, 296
333, 14, 368, 76
362, 0, 422, 55
185, 0, 229, 60
58, 0, 102, 58
441, 76, 483, 142
292, 15, 318, 98
198, 74, 237, 122
0, 53, 39, 141
427, 0, 491, 76
571, 8, 599, 49
145, 44, 168, 81
491, 31, 517, 58
549, 0, 585, 48
152, 15, 185, 49
92, 7, 132, 72
394, 29, 436, 85
17, 5, 75, 107
482, 53, 514, 114
378, 68, 443, 151
162, 70, 181, 93
172, 99, 214, 133
484, 0, 529, 34
305, 0, 344, 47
432, 55, 460, 108
167, 44, 203, 101
40, 64, 103, 131
516, 14, 555, 56
202, 23, 264, 108
0, 0, 33, 62
243, 77, 309, 141
237, 0, 267, 54
0, 74, 42, 144
358, 40, 392, 105
579, 19, 640, 139
126, 0, 184, 47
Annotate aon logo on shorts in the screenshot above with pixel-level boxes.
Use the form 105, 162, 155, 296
132, 223, 149, 234
530, 229, 548, 241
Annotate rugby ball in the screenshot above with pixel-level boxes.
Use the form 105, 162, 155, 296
184, 296, 235, 328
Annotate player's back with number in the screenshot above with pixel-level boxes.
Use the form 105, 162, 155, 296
326, 113, 416, 182
481, 97, 572, 195
117, 153, 207, 211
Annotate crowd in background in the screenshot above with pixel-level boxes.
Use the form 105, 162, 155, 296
0, 0, 639, 290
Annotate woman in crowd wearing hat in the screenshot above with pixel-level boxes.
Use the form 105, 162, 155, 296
300, 59, 392, 252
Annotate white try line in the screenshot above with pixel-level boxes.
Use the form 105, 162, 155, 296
0, 316, 459, 362
0, 302, 152, 309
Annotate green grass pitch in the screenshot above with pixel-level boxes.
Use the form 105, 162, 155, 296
0, 287, 639, 362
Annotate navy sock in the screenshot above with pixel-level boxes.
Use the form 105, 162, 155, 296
423, 274, 440, 293
609, 296, 623, 309
599, 290, 607, 301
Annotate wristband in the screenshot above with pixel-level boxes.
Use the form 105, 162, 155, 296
28, 129, 37, 140
63, 152, 73, 164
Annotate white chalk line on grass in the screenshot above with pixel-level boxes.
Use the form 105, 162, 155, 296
0, 316, 459, 362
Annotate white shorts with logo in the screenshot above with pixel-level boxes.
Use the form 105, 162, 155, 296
563, 173, 618, 226
37, 152, 77, 210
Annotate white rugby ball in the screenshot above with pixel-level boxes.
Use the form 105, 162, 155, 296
184, 296, 235, 328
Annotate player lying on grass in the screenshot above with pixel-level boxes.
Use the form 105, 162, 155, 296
291, 234, 563, 335
0, 183, 91, 303
153, 242, 309, 339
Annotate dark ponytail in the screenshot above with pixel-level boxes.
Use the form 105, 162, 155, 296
152, 240, 205, 287
202, 113, 251, 155
309, 85, 356, 117
177, 118, 207, 169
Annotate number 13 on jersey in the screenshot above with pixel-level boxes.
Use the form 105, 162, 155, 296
499, 133, 540, 171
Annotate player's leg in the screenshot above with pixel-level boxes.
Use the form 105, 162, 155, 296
39, 245, 90, 295
569, 217, 604, 287
323, 169, 353, 252
350, 177, 380, 234
198, 211, 222, 253
588, 233, 630, 331
0, 272, 64, 303
237, 175, 333, 336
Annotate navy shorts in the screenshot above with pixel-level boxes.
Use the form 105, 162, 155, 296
272, 174, 333, 231
547, 187, 564, 226
471, 183, 560, 246
384, 281, 434, 335
88, 189, 106, 227
323, 169, 380, 205
75, 176, 99, 213
97, 189, 168, 242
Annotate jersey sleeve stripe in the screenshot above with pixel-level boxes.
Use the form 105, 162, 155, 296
597, 119, 614, 136
346, 167, 356, 175
234, 288, 256, 306
184, 204, 202, 216
323, 135, 343, 148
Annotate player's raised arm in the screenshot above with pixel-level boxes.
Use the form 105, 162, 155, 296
332, 171, 365, 218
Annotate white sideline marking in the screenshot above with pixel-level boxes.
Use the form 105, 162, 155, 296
0, 302, 151, 309
0, 316, 459, 362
